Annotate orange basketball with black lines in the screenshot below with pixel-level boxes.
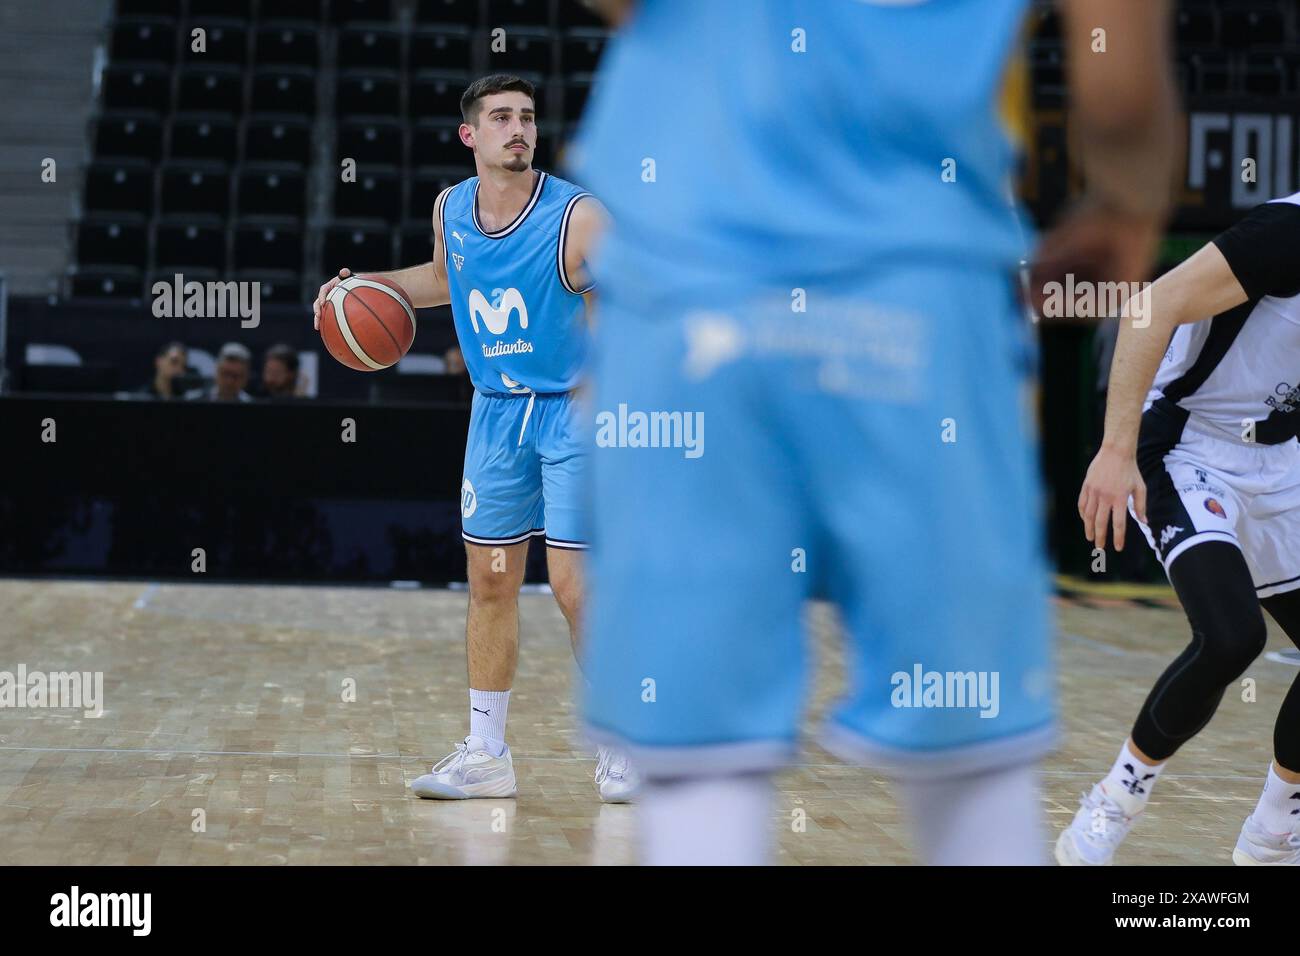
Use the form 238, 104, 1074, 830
320, 274, 416, 371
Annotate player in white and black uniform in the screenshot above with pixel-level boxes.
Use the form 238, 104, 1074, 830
1059, 192, 1300, 865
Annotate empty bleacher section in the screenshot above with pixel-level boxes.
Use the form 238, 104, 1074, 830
72, 0, 609, 309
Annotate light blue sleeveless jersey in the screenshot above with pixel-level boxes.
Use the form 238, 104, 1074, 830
436, 170, 593, 394
567, 0, 1033, 312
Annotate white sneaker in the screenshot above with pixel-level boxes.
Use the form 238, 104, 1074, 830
1055, 784, 1139, 865
1232, 815, 1300, 865
411, 737, 517, 799
594, 746, 640, 803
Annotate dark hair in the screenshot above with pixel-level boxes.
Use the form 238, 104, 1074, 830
460, 73, 536, 125
265, 344, 299, 373
156, 341, 186, 357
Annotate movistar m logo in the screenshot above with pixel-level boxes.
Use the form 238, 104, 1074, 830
469, 287, 528, 336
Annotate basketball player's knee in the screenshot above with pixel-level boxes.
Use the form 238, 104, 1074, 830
550, 574, 582, 619
1197, 608, 1268, 679
468, 565, 520, 606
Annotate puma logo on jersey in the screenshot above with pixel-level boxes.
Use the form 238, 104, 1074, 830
1158, 525, 1184, 549
469, 288, 529, 336
451, 231, 467, 247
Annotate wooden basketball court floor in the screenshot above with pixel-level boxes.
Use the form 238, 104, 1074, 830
1, 577, 1295, 865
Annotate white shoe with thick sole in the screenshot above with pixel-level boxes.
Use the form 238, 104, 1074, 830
1055, 783, 1139, 866
411, 738, 517, 799
594, 746, 641, 804
1232, 814, 1300, 865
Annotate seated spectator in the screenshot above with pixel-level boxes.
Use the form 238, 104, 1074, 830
251, 344, 301, 399
135, 341, 188, 400
186, 342, 253, 402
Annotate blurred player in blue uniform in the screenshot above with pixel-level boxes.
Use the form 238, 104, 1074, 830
568, 0, 1175, 863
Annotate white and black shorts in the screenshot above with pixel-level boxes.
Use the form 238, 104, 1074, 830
1133, 404, 1300, 599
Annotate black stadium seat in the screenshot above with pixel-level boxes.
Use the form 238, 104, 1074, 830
1187, 52, 1232, 94
336, 70, 402, 116
564, 75, 592, 119
334, 165, 403, 222
250, 67, 316, 116
339, 118, 406, 166
154, 216, 227, 272
410, 25, 473, 72
323, 222, 394, 272
490, 26, 554, 74
409, 70, 469, 120
338, 24, 403, 71
103, 64, 171, 112
234, 269, 302, 305
116, 0, 178, 17
190, 0, 252, 19
1222, 3, 1287, 50
558, 0, 603, 29
84, 159, 155, 215
177, 65, 244, 114
1242, 53, 1288, 95
400, 219, 435, 265
255, 22, 319, 68
69, 266, 144, 301
237, 162, 307, 218
412, 118, 468, 166
486, 0, 549, 28
76, 214, 148, 269
562, 28, 607, 74
1176, 1, 1219, 49
181, 20, 248, 67
332, 0, 395, 24
110, 17, 177, 64
94, 111, 164, 162
160, 160, 231, 217
169, 113, 239, 163
411, 165, 463, 215
259, 0, 323, 22
234, 217, 304, 272
243, 115, 312, 165
416, 0, 479, 26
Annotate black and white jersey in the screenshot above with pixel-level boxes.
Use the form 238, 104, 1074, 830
1146, 192, 1300, 445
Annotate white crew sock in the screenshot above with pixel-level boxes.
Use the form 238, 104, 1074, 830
1252, 762, 1300, 835
469, 689, 510, 756
1099, 740, 1166, 817
639, 773, 774, 866
897, 762, 1047, 865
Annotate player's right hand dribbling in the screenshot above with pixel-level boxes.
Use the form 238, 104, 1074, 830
1078, 446, 1148, 552
313, 268, 352, 330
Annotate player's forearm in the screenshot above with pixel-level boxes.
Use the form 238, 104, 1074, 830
1062, 0, 1177, 218
1101, 315, 1167, 454
371, 262, 449, 309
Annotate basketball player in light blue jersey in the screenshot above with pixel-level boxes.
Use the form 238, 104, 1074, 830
314, 74, 639, 803
570, 0, 1176, 863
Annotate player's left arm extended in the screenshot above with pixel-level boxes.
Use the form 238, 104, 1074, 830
565, 196, 609, 324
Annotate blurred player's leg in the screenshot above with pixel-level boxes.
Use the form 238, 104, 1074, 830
582, 300, 811, 863
898, 764, 1046, 865
639, 774, 775, 866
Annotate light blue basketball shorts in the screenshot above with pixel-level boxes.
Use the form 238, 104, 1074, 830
460, 390, 587, 550
581, 267, 1057, 780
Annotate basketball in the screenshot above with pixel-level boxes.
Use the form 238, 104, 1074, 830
320, 274, 416, 371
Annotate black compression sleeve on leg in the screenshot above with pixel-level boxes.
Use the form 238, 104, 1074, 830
1261, 587, 1300, 773
1130, 541, 1268, 762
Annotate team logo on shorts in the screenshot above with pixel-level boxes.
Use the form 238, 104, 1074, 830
1204, 497, 1227, 519
461, 478, 477, 519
